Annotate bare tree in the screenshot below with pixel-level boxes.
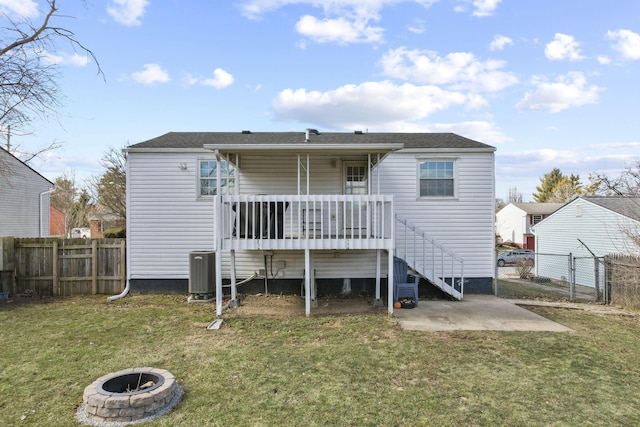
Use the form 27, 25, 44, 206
589, 159, 640, 196
0, 0, 101, 162
88, 146, 126, 220
51, 171, 94, 235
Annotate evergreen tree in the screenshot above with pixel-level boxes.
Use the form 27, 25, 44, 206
533, 168, 564, 202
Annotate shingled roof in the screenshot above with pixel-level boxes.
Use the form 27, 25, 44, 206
127, 131, 495, 151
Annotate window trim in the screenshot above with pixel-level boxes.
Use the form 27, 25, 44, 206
417, 158, 458, 199
197, 158, 236, 198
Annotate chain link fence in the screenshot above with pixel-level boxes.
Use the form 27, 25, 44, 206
496, 252, 605, 302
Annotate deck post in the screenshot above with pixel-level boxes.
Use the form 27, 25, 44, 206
374, 249, 383, 306
388, 248, 394, 315
229, 249, 238, 307
215, 195, 223, 317
304, 249, 311, 316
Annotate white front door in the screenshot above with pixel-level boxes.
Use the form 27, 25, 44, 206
344, 162, 368, 235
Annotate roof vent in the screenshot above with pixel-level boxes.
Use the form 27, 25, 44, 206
304, 128, 320, 142
241, 130, 252, 134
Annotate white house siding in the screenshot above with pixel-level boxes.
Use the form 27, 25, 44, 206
378, 150, 495, 280
495, 204, 526, 245
533, 198, 640, 287
128, 151, 216, 279
0, 149, 52, 238
128, 148, 495, 287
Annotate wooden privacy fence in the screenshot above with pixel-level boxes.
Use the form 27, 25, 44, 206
606, 254, 640, 310
0, 237, 126, 296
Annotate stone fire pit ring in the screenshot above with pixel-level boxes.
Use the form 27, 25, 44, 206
78, 367, 183, 425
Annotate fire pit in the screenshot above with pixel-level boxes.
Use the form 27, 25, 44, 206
77, 367, 182, 425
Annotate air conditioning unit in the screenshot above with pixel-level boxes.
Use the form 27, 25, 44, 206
189, 251, 215, 300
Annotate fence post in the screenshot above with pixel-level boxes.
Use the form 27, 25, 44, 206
594, 257, 601, 303
0, 237, 16, 294
569, 252, 575, 301
120, 239, 126, 292
91, 240, 98, 295
52, 240, 59, 296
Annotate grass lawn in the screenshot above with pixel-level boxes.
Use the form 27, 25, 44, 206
2, 294, 640, 426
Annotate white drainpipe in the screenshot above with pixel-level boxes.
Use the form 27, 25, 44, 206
107, 279, 129, 302
108, 148, 131, 302
39, 188, 55, 237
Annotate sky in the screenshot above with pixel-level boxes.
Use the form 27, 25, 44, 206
3, 0, 640, 201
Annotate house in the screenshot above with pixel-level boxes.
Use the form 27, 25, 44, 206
125, 131, 496, 315
89, 210, 125, 238
496, 202, 563, 250
49, 206, 66, 236
531, 196, 640, 287
0, 146, 54, 238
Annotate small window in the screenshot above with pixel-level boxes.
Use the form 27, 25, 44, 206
532, 214, 543, 224
199, 160, 235, 196
419, 161, 454, 197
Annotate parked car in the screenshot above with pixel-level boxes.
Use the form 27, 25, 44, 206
497, 249, 534, 267
71, 228, 91, 238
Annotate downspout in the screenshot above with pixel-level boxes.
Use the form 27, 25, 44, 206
108, 149, 131, 302
39, 188, 55, 237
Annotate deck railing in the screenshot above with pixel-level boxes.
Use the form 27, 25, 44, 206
219, 194, 394, 250
395, 215, 464, 299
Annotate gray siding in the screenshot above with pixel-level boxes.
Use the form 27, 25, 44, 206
0, 149, 52, 238
534, 198, 640, 257
533, 198, 640, 287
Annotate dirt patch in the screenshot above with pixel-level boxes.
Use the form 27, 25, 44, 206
223, 294, 387, 319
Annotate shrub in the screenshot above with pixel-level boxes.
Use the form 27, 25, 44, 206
103, 227, 126, 238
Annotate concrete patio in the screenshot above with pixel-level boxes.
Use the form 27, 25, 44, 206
393, 294, 574, 332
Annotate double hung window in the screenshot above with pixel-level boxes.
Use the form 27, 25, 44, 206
419, 160, 455, 197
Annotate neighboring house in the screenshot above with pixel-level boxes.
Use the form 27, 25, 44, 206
496, 202, 563, 250
532, 196, 640, 287
50, 206, 66, 236
0, 146, 54, 238
126, 131, 496, 315
89, 211, 125, 238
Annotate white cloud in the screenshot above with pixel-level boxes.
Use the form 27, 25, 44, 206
471, 0, 502, 17
545, 33, 585, 61
0, 0, 38, 18
379, 47, 518, 92
131, 64, 170, 85
200, 68, 235, 89
295, 14, 384, 44
184, 69, 235, 89
272, 80, 476, 129
426, 121, 511, 144
239, 1, 439, 44
107, 0, 149, 26
406, 18, 426, 34
489, 35, 513, 51
41, 52, 91, 67
239, 1, 440, 19
586, 141, 640, 150
597, 55, 611, 65
515, 72, 602, 113
607, 29, 640, 60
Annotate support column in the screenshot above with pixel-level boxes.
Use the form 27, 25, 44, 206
304, 249, 311, 316
310, 251, 317, 308
374, 249, 383, 306
388, 248, 394, 315
229, 249, 238, 307
215, 195, 223, 317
